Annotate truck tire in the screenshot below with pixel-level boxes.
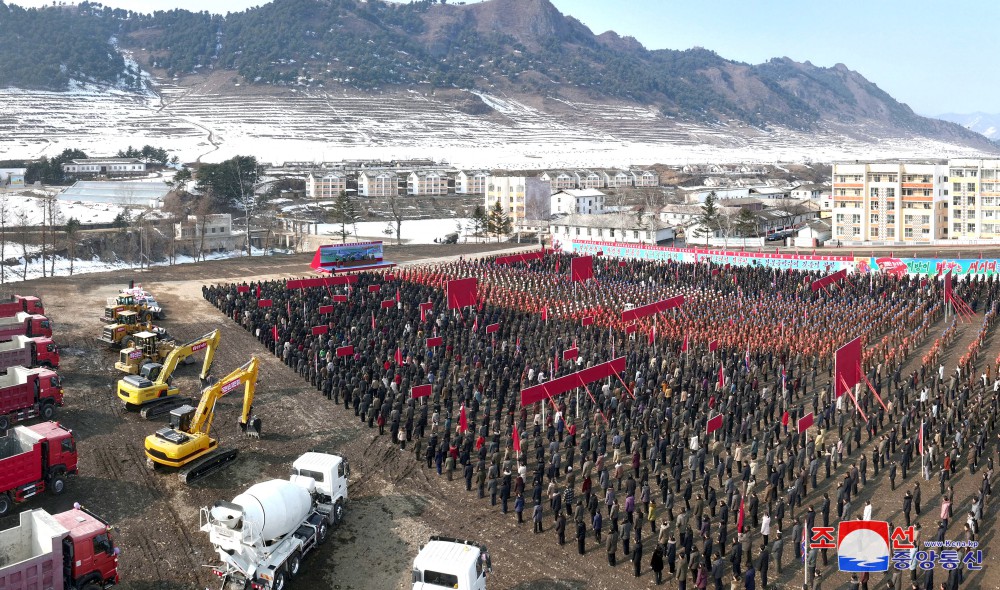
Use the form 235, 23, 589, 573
0, 415, 9, 431
334, 500, 344, 525
40, 403, 55, 420
287, 552, 302, 577
0, 494, 11, 516
49, 473, 67, 495
316, 521, 329, 545
272, 570, 288, 590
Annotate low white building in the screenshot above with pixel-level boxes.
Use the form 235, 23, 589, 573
550, 214, 674, 246
62, 158, 146, 177
551, 189, 606, 216
794, 219, 832, 247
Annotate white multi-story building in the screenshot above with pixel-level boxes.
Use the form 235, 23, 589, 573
406, 171, 448, 196
947, 159, 1000, 240
456, 170, 489, 195
485, 176, 527, 222
358, 171, 398, 197
831, 161, 950, 243
306, 171, 347, 199
550, 189, 606, 216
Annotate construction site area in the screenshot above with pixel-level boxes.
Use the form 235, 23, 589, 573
3, 242, 1000, 590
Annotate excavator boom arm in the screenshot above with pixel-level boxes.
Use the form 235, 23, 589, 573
190, 357, 258, 436
157, 329, 222, 385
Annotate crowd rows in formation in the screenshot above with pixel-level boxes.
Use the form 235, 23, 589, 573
203, 252, 1000, 590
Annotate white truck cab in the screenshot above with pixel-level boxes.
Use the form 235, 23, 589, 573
412, 536, 490, 590
291, 452, 349, 521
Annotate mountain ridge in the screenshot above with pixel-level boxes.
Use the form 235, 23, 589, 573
0, 0, 994, 152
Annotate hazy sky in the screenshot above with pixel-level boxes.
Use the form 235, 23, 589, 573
11, 0, 995, 115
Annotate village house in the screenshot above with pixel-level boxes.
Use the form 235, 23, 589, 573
539, 171, 577, 191
62, 158, 146, 178
550, 189, 606, 216
573, 170, 604, 189
173, 214, 240, 254
550, 213, 674, 246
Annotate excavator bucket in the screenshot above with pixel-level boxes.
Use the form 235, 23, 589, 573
240, 417, 262, 438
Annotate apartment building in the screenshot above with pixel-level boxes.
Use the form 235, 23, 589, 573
306, 171, 347, 199
406, 170, 448, 196
948, 159, 1000, 240
485, 176, 527, 222
456, 170, 489, 195
358, 171, 398, 197
831, 162, 949, 243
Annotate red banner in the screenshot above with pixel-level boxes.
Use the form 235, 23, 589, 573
336, 345, 354, 357
385, 274, 395, 281
707, 413, 723, 434
563, 347, 578, 361
319, 305, 334, 314
835, 337, 863, 398
495, 252, 544, 265
412, 384, 432, 398
571, 256, 594, 282
333, 295, 347, 303
287, 276, 358, 289
237, 285, 250, 293
312, 325, 329, 335
520, 356, 626, 407
709, 340, 718, 352
485, 322, 500, 334
621, 296, 684, 322
368, 285, 381, 293
447, 277, 478, 309
581, 315, 594, 326
798, 412, 815, 433
381, 299, 394, 309
619, 261, 627, 267
257, 299, 273, 308
427, 336, 443, 347
419, 301, 434, 312
810, 269, 847, 292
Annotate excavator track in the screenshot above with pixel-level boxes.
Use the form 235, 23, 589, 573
139, 397, 195, 420
179, 448, 240, 484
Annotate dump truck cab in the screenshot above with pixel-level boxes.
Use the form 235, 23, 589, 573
33, 338, 59, 368
52, 505, 121, 588
13, 296, 43, 315
412, 537, 490, 590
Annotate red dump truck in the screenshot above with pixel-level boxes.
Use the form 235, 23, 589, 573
0, 366, 64, 430
0, 313, 52, 340
0, 295, 43, 319
0, 421, 77, 515
0, 506, 120, 589
0, 336, 59, 372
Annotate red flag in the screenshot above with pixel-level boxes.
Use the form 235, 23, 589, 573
472, 317, 479, 332
707, 413, 723, 434
412, 384, 432, 398
919, 421, 924, 456
368, 284, 380, 293
381, 299, 394, 309
555, 257, 560, 274
336, 345, 354, 357
542, 306, 548, 321
287, 300, 291, 317
554, 349, 559, 372
563, 347, 578, 361
459, 405, 468, 433
312, 325, 329, 336
486, 322, 500, 334
319, 305, 334, 314
257, 299, 273, 308
272, 325, 278, 341
333, 294, 347, 303
396, 288, 400, 303
582, 315, 594, 326
237, 285, 250, 293
737, 496, 745, 531
421, 307, 426, 322
648, 323, 656, 345
395, 347, 403, 365
709, 340, 718, 352
718, 365, 724, 389
512, 423, 521, 453
798, 412, 815, 434
426, 336, 443, 347
371, 311, 375, 330
682, 334, 689, 352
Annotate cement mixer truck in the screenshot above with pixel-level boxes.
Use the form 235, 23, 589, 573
201, 452, 349, 590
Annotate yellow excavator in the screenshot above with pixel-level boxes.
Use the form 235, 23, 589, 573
117, 329, 221, 419
144, 357, 260, 484
115, 328, 221, 376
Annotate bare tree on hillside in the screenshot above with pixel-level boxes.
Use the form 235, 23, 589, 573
235, 163, 270, 256
46, 198, 61, 277
16, 210, 30, 281
63, 218, 80, 276
386, 191, 404, 246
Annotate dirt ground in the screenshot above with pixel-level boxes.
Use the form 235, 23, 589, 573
4, 241, 999, 590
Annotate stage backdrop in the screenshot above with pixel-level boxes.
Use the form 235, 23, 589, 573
571, 240, 1000, 278
312, 241, 383, 271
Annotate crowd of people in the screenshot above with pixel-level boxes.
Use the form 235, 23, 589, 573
203, 250, 1000, 590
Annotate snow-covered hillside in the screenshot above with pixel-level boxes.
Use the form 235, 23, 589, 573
0, 83, 994, 167
936, 112, 1000, 140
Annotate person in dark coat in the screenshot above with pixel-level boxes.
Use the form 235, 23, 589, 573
607, 527, 619, 566
576, 519, 587, 555
744, 564, 756, 590
631, 540, 644, 577
651, 545, 665, 584
556, 513, 566, 545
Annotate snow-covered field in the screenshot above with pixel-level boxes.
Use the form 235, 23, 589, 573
0, 190, 171, 226
0, 83, 991, 167
317, 217, 470, 244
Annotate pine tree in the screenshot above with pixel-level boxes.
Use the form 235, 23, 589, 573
696, 191, 720, 241
472, 205, 488, 239
488, 200, 508, 242
330, 191, 358, 244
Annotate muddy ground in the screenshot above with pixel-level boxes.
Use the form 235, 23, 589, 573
4, 241, 1000, 590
